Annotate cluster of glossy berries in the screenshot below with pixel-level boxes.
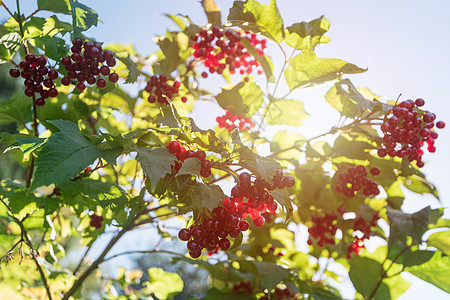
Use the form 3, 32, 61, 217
227, 170, 295, 227
216, 110, 255, 132
167, 141, 212, 178
378, 98, 445, 167
192, 26, 266, 77
307, 212, 338, 247
89, 213, 103, 229
144, 74, 184, 104
232, 281, 254, 295
334, 164, 380, 198
260, 286, 299, 300
178, 206, 250, 258
9, 54, 59, 106
60, 38, 119, 91
347, 212, 380, 258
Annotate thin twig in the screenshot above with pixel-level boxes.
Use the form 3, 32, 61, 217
102, 249, 185, 263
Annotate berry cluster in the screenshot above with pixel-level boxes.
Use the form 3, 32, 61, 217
143, 74, 183, 105
60, 38, 118, 92
346, 212, 380, 258
192, 26, 266, 77
334, 164, 380, 198
307, 212, 338, 247
216, 110, 255, 132
378, 98, 445, 167
89, 213, 103, 229
167, 141, 212, 178
232, 281, 254, 295
9, 54, 59, 106
227, 170, 295, 227
260, 286, 298, 300
178, 206, 250, 258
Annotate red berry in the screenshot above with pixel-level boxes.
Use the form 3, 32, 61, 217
108, 73, 119, 83
178, 228, 191, 241
76, 82, 86, 91
370, 166, 380, 176
167, 140, 181, 154
35, 98, 45, 106
218, 238, 231, 250
9, 68, 20, 78
201, 71, 208, 78
61, 77, 71, 86
97, 78, 107, 88
436, 121, 445, 129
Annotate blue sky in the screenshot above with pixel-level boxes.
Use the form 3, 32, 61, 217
3, 0, 450, 299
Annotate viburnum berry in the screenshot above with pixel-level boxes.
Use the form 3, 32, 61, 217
192, 26, 266, 78
10, 54, 60, 106
307, 212, 338, 247
89, 213, 104, 229
142, 74, 181, 105
346, 212, 380, 258
216, 110, 255, 132
166, 141, 213, 178
378, 98, 445, 167
334, 163, 380, 198
60, 38, 118, 89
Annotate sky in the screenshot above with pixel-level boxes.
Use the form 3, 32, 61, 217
2, 0, 450, 299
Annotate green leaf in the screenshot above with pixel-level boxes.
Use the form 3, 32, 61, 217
325, 79, 392, 117
406, 251, 450, 293
227, 0, 284, 43
59, 179, 127, 209
42, 15, 72, 37
284, 51, 366, 91
401, 174, 439, 199
201, 0, 222, 26
427, 231, 450, 256
69, 0, 98, 37
387, 206, 430, 254
284, 15, 330, 50
14, 136, 46, 159
216, 81, 264, 117
0, 94, 32, 125
402, 250, 434, 267
179, 181, 226, 212
165, 14, 186, 31
155, 35, 182, 74
332, 134, 375, 160
37, 0, 71, 14
237, 146, 280, 182
178, 157, 202, 177
116, 56, 140, 84
270, 131, 304, 160
0, 32, 22, 61
253, 261, 289, 291
136, 147, 177, 192
31, 120, 122, 189
265, 99, 309, 126
143, 267, 183, 300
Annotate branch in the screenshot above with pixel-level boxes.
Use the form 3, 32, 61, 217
368, 246, 411, 300
102, 249, 185, 263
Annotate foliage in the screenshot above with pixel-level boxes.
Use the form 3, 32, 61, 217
0, 0, 448, 299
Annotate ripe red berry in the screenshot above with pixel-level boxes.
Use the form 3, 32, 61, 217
108, 73, 119, 83
35, 98, 45, 106
167, 140, 181, 154
201, 71, 208, 78
178, 228, 191, 241
436, 121, 445, 129
370, 166, 380, 176
76, 82, 86, 91
97, 78, 107, 88
9, 68, 20, 78
61, 77, 71, 86
218, 238, 231, 250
